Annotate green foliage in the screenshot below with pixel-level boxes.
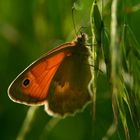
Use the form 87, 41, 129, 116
0, 0, 140, 140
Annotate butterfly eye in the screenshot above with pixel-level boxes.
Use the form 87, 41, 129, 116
22, 78, 30, 88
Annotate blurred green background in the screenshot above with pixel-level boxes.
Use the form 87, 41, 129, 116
0, 0, 140, 140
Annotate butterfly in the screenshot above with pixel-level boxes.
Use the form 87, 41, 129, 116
8, 33, 93, 117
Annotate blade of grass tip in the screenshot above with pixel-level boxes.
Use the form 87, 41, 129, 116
102, 27, 111, 79
120, 24, 128, 72
127, 25, 140, 60
90, 0, 102, 46
90, 0, 102, 121
118, 84, 130, 140
102, 121, 119, 140
16, 106, 39, 140
39, 117, 61, 140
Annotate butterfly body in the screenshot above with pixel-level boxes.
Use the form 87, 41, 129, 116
8, 33, 93, 117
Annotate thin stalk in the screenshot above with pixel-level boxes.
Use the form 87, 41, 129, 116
40, 117, 61, 139
90, 0, 102, 120
16, 106, 39, 140
110, 0, 119, 134
110, 1, 131, 139
90, 0, 97, 120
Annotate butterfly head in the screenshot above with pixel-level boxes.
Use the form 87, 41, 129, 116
76, 33, 88, 45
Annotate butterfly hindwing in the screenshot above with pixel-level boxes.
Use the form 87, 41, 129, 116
45, 41, 93, 116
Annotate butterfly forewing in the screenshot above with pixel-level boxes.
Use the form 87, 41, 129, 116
8, 50, 70, 105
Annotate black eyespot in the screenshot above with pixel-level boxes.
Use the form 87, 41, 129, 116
22, 78, 30, 87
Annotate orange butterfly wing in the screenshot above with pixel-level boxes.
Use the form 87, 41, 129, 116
8, 43, 74, 105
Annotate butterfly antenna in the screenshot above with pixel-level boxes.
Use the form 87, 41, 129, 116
72, 7, 78, 37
